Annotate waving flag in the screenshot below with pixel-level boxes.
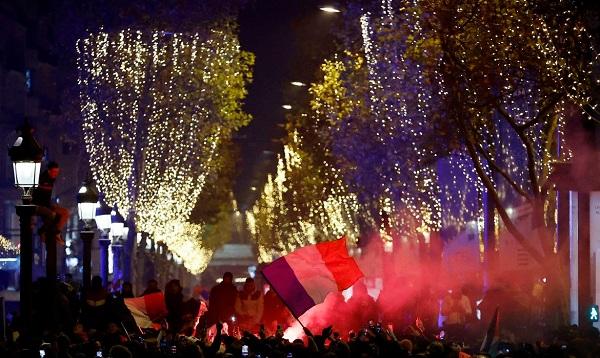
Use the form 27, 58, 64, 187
125, 292, 168, 329
262, 238, 363, 318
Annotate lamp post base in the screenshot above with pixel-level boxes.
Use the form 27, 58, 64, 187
81, 230, 95, 294
99, 238, 111, 287
16, 204, 35, 341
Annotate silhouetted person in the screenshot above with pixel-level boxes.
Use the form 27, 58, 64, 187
206, 272, 238, 326
263, 285, 291, 333
82, 275, 111, 330
120, 282, 135, 299
347, 280, 377, 330
33, 161, 69, 244
235, 277, 264, 331
165, 279, 184, 333
185, 285, 208, 318
141, 279, 161, 296
442, 287, 472, 340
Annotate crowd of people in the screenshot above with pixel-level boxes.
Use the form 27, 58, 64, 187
1, 272, 600, 357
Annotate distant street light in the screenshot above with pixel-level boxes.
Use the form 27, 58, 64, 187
77, 178, 99, 292
291, 81, 306, 87
110, 206, 126, 282
8, 121, 43, 338
95, 200, 112, 286
282, 104, 292, 110
319, 6, 341, 13
77, 179, 99, 222
110, 206, 125, 238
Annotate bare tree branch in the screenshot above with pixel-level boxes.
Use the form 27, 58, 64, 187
472, 138, 530, 199
518, 92, 563, 131
460, 117, 545, 264
496, 105, 540, 196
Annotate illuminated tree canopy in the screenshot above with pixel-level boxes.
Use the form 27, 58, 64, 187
250, 0, 599, 269
77, 23, 254, 273
248, 125, 363, 262
405, 0, 598, 262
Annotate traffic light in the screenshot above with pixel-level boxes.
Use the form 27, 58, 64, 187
588, 304, 599, 322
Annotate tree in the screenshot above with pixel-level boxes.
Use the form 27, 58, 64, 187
408, 0, 597, 262
248, 124, 363, 261
77, 24, 254, 273
397, 0, 598, 322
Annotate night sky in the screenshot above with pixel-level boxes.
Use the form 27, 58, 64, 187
235, 0, 340, 210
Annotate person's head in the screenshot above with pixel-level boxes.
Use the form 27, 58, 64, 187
109, 345, 132, 358
192, 285, 203, 298
122, 282, 133, 294
243, 278, 256, 293
451, 287, 463, 299
166, 279, 182, 294
222, 272, 233, 284
90, 275, 103, 291
147, 279, 158, 290
47, 161, 60, 179
56, 333, 71, 351
107, 322, 120, 334
73, 323, 85, 335
399, 339, 413, 353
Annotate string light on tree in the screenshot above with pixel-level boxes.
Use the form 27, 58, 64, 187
77, 25, 254, 273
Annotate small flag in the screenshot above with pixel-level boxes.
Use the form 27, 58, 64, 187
480, 307, 500, 353
262, 238, 363, 318
125, 292, 168, 329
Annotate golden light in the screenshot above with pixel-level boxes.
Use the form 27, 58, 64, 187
77, 27, 253, 273
319, 6, 341, 13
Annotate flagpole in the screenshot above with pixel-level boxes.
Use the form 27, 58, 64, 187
260, 270, 307, 331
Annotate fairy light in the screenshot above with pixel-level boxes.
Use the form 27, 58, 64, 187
0, 235, 19, 256
251, 0, 597, 258
77, 27, 253, 272
157, 221, 213, 274
250, 137, 361, 262
355, 0, 594, 238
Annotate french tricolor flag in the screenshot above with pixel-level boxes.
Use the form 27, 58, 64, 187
125, 292, 168, 329
262, 238, 364, 318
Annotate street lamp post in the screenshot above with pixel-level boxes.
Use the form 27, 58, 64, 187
8, 122, 43, 338
110, 206, 125, 284
95, 201, 112, 287
77, 178, 98, 293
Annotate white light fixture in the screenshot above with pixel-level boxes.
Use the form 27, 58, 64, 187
77, 178, 99, 223
8, 123, 43, 193
291, 81, 306, 87
95, 201, 112, 232
319, 6, 340, 13
110, 205, 125, 238
282, 104, 292, 110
